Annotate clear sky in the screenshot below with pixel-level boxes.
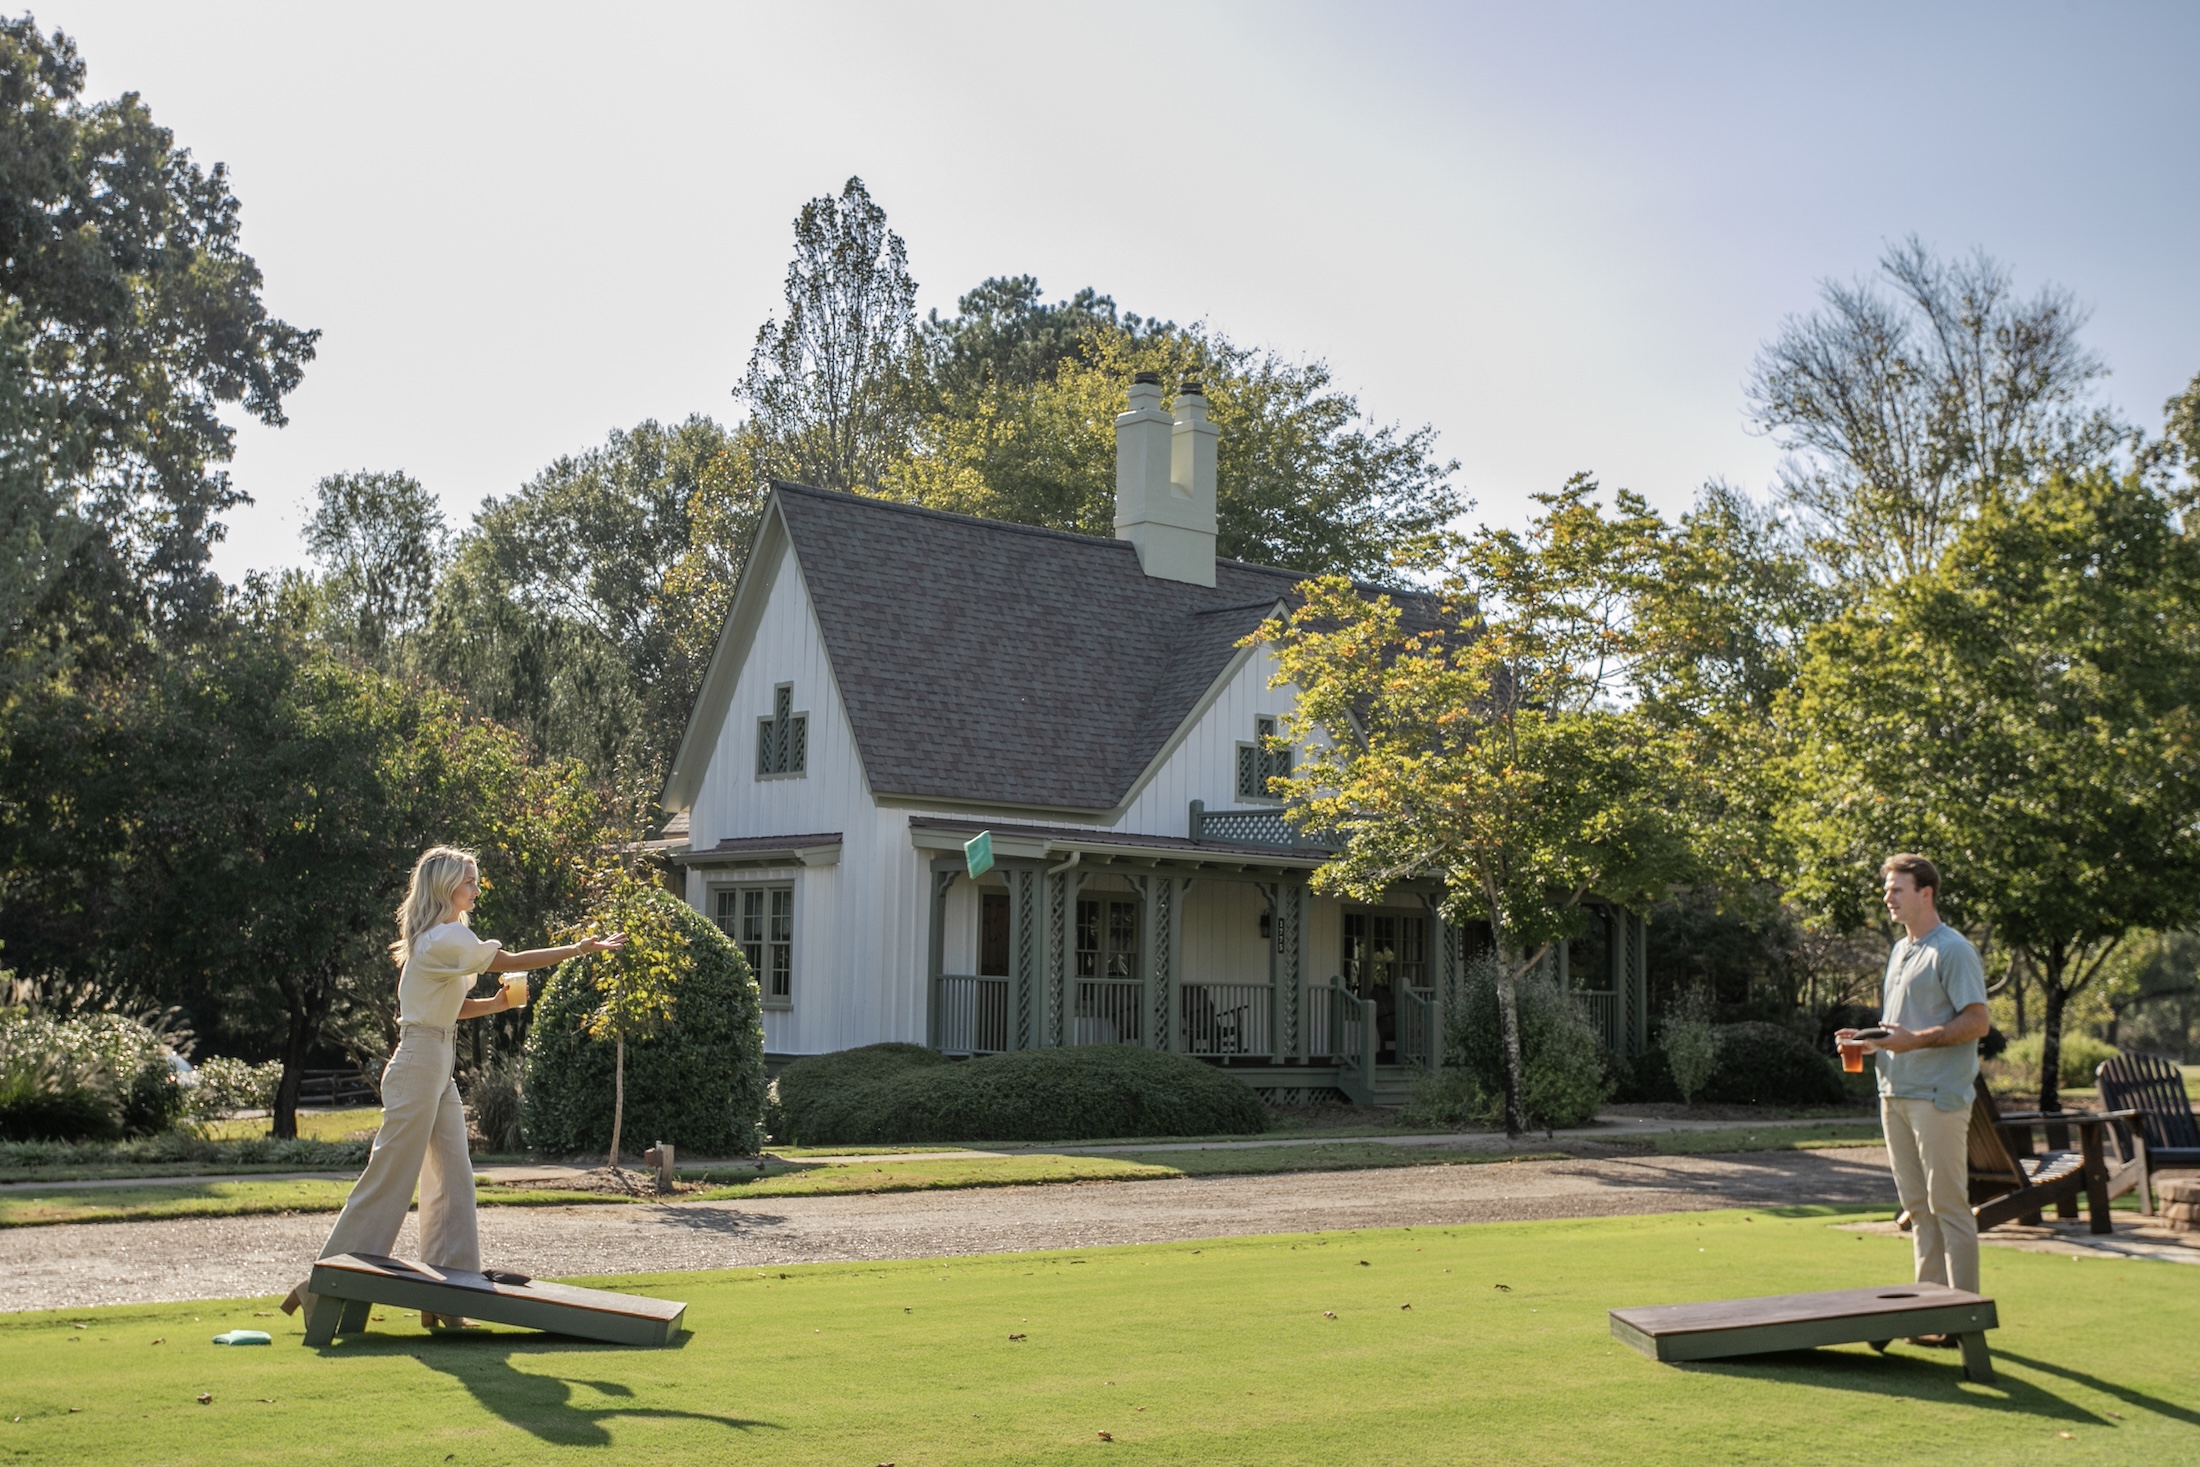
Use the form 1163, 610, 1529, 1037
49, 1, 2200, 580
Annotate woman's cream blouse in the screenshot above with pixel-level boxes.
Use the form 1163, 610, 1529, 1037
397, 920, 503, 1028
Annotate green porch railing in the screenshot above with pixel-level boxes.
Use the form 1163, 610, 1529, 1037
1306, 978, 1377, 1105
936, 974, 1010, 1056
1398, 985, 1439, 1071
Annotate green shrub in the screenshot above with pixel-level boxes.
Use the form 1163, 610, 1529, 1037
2001, 1032, 2120, 1092
0, 1007, 180, 1138
1698, 1021, 1847, 1108
186, 1056, 285, 1117
0, 1133, 370, 1170
1445, 955, 1615, 1130
522, 887, 768, 1157
1617, 1045, 1682, 1104
770, 1043, 1266, 1146
1659, 991, 1719, 1103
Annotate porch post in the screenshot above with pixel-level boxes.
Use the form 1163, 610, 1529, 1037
1276, 880, 1305, 1060
926, 867, 956, 1051
1149, 876, 1186, 1053
1010, 865, 1038, 1051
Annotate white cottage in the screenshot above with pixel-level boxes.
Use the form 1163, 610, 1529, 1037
659, 373, 1648, 1101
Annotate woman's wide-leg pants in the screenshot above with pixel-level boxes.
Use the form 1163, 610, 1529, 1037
313, 1022, 480, 1271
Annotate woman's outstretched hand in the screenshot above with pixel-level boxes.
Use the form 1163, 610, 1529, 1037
575, 932, 629, 956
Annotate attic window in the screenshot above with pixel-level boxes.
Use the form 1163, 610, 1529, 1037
1236, 716, 1290, 802
755, 683, 808, 779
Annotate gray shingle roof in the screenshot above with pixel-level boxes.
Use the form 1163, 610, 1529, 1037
775, 484, 1326, 811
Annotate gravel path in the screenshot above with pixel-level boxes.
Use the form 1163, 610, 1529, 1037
0, 1146, 1895, 1312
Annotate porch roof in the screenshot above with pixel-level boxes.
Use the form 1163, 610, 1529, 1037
907, 816, 1325, 872
670, 832, 843, 869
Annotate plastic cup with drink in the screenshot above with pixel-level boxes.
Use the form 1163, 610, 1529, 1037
1838, 1026, 1890, 1073
500, 973, 530, 1009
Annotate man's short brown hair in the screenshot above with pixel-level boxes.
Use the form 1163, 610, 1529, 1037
1881, 853, 1941, 896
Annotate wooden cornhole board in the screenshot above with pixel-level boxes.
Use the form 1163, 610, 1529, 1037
303, 1253, 686, 1347
1610, 1285, 1998, 1384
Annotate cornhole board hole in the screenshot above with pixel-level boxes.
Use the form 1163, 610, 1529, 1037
1610, 1285, 1998, 1384
303, 1253, 686, 1347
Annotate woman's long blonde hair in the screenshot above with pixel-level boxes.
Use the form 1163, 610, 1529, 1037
390, 845, 479, 967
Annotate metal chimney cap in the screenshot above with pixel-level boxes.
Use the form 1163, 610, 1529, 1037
1132, 370, 1163, 385
1178, 378, 1204, 396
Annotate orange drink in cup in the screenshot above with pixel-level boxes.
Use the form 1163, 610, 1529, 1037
1841, 1042, 1864, 1074
500, 973, 529, 1009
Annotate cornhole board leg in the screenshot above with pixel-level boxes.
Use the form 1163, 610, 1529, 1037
1610, 1285, 1997, 1381
305, 1253, 686, 1347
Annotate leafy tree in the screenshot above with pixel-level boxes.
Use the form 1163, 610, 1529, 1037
737, 176, 920, 492
418, 416, 751, 775
0, 615, 608, 1136
919, 276, 1165, 399
1783, 465, 2200, 1108
886, 321, 1463, 579
573, 874, 687, 1170
1748, 238, 2120, 591
302, 470, 447, 662
0, 16, 316, 633
1261, 478, 1708, 1132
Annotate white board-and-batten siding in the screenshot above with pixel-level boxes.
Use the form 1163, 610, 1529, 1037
685, 542, 1311, 1056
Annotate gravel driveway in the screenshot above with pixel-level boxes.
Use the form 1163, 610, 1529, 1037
1, 1147, 1894, 1312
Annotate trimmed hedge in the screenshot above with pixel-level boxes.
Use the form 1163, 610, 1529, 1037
769, 1043, 1267, 1146
522, 887, 769, 1157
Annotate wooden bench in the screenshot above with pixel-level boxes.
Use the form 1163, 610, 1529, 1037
1611, 1284, 1998, 1384
302, 1253, 687, 1347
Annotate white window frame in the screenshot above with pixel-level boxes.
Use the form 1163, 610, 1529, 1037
1235, 714, 1291, 803
713, 883, 795, 1007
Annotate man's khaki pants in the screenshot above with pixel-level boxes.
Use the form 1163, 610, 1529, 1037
1882, 1095, 1978, 1293
313, 1023, 480, 1271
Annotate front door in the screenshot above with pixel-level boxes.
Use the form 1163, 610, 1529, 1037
1343, 911, 1428, 1063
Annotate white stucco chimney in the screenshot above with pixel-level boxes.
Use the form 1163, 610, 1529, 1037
1114, 373, 1218, 585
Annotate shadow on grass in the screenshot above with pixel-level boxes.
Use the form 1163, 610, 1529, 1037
321, 1332, 779, 1446
1678, 1345, 2166, 1428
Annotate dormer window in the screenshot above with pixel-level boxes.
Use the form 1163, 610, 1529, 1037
1236, 715, 1290, 802
755, 683, 808, 779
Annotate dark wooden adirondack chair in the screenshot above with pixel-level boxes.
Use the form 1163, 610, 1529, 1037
1899, 1076, 2129, 1235
2096, 1051, 2200, 1214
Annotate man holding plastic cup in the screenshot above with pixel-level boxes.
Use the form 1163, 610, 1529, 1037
1837, 855, 1992, 1327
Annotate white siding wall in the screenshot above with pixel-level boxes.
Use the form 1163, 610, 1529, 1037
686, 562, 1329, 1055
1114, 643, 1302, 837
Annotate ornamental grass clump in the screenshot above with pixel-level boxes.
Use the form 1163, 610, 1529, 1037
770, 1044, 1266, 1146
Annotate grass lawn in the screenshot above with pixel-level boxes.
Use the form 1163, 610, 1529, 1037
5, 1208, 2195, 1465
195, 1109, 384, 1143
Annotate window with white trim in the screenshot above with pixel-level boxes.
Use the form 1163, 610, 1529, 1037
1236, 715, 1291, 802
755, 683, 808, 778
714, 886, 793, 1005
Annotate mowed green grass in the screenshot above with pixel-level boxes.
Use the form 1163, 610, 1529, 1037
6, 1209, 2196, 1465
195, 1108, 384, 1143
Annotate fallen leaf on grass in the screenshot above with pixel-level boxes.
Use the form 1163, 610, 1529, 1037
1358, 1260, 1370, 1267
195, 1394, 211, 1406
257, 1398, 276, 1404
1322, 1311, 1337, 1319
2106, 1411, 2124, 1420
1400, 1304, 1411, 1311
1008, 1333, 1026, 1341
2058, 1431, 2074, 1439
67, 1407, 81, 1414
151, 1338, 164, 1345
1097, 1431, 1114, 1441
1493, 1284, 1511, 1292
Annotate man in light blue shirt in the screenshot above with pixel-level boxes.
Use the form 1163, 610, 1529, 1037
1837, 854, 1991, 1325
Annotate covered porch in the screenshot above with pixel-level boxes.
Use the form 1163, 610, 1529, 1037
912, 813, 1652, 1104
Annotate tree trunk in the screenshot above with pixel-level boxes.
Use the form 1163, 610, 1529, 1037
273, 1001, 316, 1141
607, 1032, 626, 1171
2037, 954, 2068, 1113
1494, 949, 1530, 1138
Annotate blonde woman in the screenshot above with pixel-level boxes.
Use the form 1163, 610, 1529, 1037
282, 845, 626, 1330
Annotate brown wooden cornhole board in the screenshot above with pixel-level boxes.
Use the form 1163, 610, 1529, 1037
303, 1253, 686, 1347
1610, 1284, 1998, 1384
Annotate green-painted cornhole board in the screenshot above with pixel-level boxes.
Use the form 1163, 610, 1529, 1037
303, 1253, 686, 1347
1610, 1284, 1998, 1384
